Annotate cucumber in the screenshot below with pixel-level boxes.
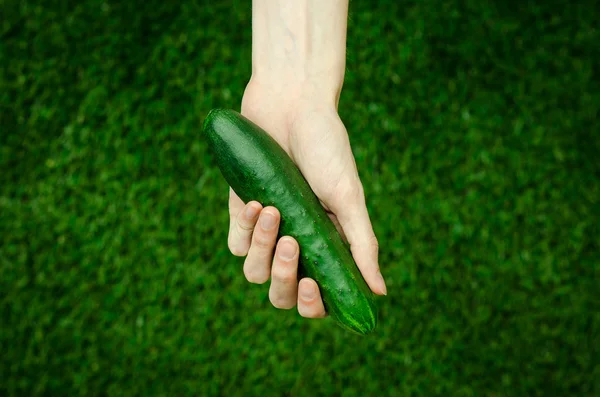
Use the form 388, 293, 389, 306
203, 109, 377, 335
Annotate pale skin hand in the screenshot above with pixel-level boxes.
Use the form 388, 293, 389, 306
228, 0, 387, 319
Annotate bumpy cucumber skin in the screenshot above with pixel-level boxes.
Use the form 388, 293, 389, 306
203, 109, 377, 335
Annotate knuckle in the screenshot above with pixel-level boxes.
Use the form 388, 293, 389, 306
228, 240, 246, 257
369, 235, 380, 254
298, 305, 318, 319
269, 292, 294, 310
245, 272, 268, 284
272, 267, 296, 284
230, 246, 246, 257
341, 180, 364, 202
237, 219, 255, 233
243, 264, 269, 284
228, 232, 248, 257
252, 233, 274, 250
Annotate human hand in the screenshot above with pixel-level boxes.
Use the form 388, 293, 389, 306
227, 79, 387, 319
227, 0, 385, 319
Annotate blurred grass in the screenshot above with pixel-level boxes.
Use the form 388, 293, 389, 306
1, 0, 599, 396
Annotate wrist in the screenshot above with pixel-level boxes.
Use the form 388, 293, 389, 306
246, 72, 343, 109
250, 0, 348, 105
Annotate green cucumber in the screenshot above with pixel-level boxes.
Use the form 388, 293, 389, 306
203, 109, 377, 335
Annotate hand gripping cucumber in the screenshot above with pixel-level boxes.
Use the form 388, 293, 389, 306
203, 109, 377, 334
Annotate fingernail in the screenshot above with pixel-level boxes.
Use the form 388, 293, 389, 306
278, 240, 297, 261
300, 283, 316, 301
246, 205, 259, 218
377, 271, 387, 296
260, 212, 277, 230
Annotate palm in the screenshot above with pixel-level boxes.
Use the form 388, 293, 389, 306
238, 89, 360, 236
288, 107, 360, 215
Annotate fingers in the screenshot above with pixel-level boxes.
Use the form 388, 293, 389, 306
243, 207, 280, 284
228, 192, 262, 257
268, 237, 299, 309
269, 238, 329, 318
333, 183, 387, 296
227, 189, 332, 316
297, 278, 327, 318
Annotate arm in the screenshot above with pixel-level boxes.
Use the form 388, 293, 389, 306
250, 0, 348, 102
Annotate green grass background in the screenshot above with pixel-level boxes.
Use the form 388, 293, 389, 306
1, 0, 599, 395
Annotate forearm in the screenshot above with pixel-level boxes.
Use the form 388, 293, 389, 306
250, 0, 348, 100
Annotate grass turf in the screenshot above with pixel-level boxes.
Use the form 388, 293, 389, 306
1, 0, 599, 395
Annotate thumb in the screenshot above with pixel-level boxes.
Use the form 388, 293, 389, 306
331, 182, 387, 296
